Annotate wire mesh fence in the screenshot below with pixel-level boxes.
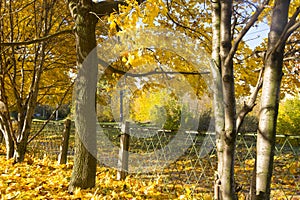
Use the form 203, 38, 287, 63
28, 120, 75, 159
28, 121, 300, 198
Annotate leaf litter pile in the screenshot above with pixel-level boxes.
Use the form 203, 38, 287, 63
0, 144, 299, 199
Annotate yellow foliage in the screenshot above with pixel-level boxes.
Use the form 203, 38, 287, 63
0, 0, 75, 107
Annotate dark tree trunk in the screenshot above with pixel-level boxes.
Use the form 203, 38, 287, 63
14, 140, 28, 163
67, 0, 128, 191
68, 0, 98, 191
0, 0, 55, 163
13, 106, 36, 162
58, 119, 72, 165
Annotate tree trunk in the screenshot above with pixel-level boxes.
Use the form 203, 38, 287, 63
0, 132, 3, 143
67, 0, 127, 191
0, 0, 75, 163
13, 103, 37, 162
68, 0, 98, 192
14, 139, 28, 163
10, 104, 40, 163
0, 104, 15, 159
255, 1, 290, 199
219, 1, 237, 199
58, 119, 72, 165
1, 126, 14, 159
0, 15, 14, 159
211, 1, 225, 199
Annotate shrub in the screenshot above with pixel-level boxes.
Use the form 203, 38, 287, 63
239, 115, 259, 133
277, 96, 300, 135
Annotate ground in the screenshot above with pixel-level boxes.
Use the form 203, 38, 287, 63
0, 143, 299, 200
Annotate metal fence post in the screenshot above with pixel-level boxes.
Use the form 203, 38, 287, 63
58, 119, 71, 164
117, 121, 130, 180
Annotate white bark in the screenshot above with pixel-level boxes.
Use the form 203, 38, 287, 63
255, 1, 291, 199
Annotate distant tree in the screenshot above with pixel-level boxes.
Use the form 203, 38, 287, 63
277, 96, 300, 135
0, 0, 74, 162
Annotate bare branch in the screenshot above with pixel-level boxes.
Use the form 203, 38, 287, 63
236, 67, 263, 133
283, 56, 300, 61
224, 0, 270, 67
245, 0, 258, 10
100, 60, 210, 77
27, 82, 74, 144
0, 29, 74, 46
166, 0, 212, 52
285, 21, 300, 40
0, 0, 35, 21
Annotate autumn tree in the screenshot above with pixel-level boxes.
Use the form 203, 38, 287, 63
209, 0, 300, 198
280, 26, 300, 96
0, 0, 75, 162
277, 96, 300, 135
104, 0, 300, 198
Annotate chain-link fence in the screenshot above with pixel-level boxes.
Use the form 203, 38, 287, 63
28, 121, 300, 198
28, 120, 75, 159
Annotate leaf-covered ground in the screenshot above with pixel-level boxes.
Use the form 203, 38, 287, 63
0, 145, 299, 199
0, 145, 209, 200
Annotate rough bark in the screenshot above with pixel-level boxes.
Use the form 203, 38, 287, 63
255, 1, 291, 199
67, 0, 125, 191
68, 0, 98, 191
219, 1, 237, 199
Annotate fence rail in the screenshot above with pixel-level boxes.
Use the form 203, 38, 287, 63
28, 121, 300, 198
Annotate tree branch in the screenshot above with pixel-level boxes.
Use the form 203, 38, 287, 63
0, 0, 35, 21
236, 67, 263, 133
224, 0, 270, 67
98, 58, 210, 77
166, 0, 212, 52
92, 1, 127, 16
27, 81, 74, 144
0, 29, 74, 46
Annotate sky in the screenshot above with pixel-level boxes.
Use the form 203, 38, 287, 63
244, 22, 270, 49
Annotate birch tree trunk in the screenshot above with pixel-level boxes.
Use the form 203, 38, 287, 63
211, 1, 225, 199
219, 1, 237, 199
255, 1, 291, 199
